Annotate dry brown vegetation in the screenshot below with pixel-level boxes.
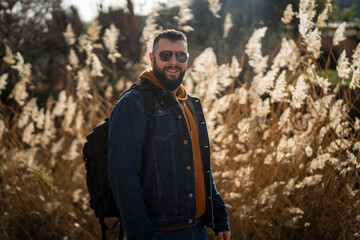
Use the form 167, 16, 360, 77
1, 0, 360, 239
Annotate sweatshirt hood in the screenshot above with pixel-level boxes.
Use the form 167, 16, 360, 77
139, 68, 188, 101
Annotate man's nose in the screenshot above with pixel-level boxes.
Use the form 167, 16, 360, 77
169, 54, 178, 64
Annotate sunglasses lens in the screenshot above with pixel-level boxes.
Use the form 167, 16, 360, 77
176, 52, 188, 63
158, 51, 188, 63
159, 51, 173, 61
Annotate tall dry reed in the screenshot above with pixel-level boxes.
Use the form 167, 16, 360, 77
1, 0, 360, 239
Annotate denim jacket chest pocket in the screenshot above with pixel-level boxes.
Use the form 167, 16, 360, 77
149, 106, 175, 141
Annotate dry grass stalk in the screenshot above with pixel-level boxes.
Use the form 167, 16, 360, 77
1, 0, 360, 239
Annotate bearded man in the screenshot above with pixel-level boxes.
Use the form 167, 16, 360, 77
108, 29, 231, 240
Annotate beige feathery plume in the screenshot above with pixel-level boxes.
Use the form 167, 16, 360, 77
75, 109, 84, 132
337, 50, 351, 80
298, 0, 316, 38
316, 76, 331, 94
22, 98, 42, 129
18, 100, 32, 128
352, 43, 360, 69
245, 27, 269, 75
90, 53, 103, 77
3, 45, 15, 65
238, 87, 248, 105
251, 69, 277, 96
62, 139, 80, 160
271, 71, 288, 103
63, 96, 77, 133
283, 177, 297, 196
257, 181, 282, 206
105, 85, 113, 100
78, 34, 94, 66
103, 24, 121, 63
0, 119, 7, 139
316, 11, 328, 29
308, 154, 338, 173
253, 98, 270, 119
223, 13, 233, 38
87, 19, 101, 42
355, 118, 360, 132
63, 24, 76, 46
52, 90, 67, 117
11, 80, 28, 106
51, 137, 65, 156
22, 122, 35, 146
11, 52, 31, 83
271, 38, 300, 72
115, 77, 127, 92
175, 2, 194, 32
0, 73, 8, 94
281, 4, 294, 24
68, 48, 79, 70
278, 108, 291, 129
297, 0, 322, 59
35, 108, 45, 130
350, 68, 360, 89
141, 9, 160, 67
38, 109, 55, 147
311, 95, 333, 121
303, 28, 321, 59
329, 99, 345, 132
290, 75, 309, 109
296, 174, 323, 189
316, 1, 332, 28
230, 55, 241, 78
208, 0, 222, 18
76, 69, 92, 100
333, 22, 346, 46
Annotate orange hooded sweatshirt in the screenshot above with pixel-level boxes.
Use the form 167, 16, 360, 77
139, 68, 207, 226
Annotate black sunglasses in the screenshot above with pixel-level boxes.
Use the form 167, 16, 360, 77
154, 51, 189, 63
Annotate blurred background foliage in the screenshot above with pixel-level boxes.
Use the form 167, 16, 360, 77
1, 0, 360, 239
1, 0, 359, 100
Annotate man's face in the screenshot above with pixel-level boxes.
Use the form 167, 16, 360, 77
150, 38, 188, 91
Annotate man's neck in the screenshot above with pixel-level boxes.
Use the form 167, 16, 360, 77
171, 87, 180, 95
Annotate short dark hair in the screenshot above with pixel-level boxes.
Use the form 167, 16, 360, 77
152, 29, 187, 52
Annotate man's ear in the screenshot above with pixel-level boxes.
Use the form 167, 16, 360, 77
149, 52, 154, 67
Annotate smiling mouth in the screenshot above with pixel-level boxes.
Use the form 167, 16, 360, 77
165, 67, 181, 74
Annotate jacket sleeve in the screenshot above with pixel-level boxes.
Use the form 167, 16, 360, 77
107, 91, 157, 240
210, 170, 230, 234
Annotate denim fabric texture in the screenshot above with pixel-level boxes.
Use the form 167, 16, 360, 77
108, 81, 230, 240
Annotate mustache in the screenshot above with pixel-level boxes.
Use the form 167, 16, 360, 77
164, 66, 181, 71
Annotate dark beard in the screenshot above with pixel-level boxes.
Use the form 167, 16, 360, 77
153, 58, 185, 91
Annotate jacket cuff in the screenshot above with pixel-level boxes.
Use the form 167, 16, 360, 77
214, 221, 230, 234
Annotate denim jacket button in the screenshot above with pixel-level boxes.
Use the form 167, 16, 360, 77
178, 115, 182, 119
186, 166, 192, 171
184, 140, 188, 145
189, 193, 193, 198
188, 219, 194, 224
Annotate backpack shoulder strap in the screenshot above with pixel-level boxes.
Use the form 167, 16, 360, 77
121, 81, 154, 120
138, 81, 154, 120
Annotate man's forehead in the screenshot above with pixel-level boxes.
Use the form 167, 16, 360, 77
156, 38, 187, 51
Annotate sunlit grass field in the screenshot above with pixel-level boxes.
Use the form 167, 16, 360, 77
1, 0, 360, 239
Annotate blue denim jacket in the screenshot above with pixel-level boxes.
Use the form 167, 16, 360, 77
108, 82, 229, 240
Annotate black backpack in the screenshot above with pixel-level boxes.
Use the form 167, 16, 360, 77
82, 82, 154, 240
